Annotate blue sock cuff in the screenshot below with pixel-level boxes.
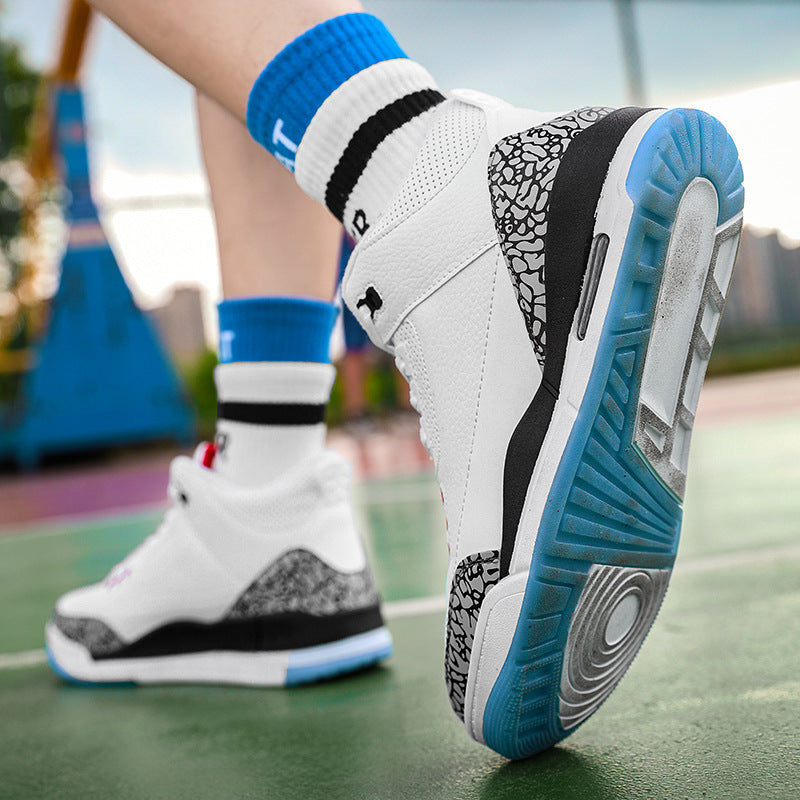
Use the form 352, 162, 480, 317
217, 297, 338, 364
246, 13, 406, 170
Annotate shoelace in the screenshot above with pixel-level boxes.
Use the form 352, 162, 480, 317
103, 469, 189, 585
394, 340, 434, 465
394, 342, 452, 544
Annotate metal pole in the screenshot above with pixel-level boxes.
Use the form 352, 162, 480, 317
615, 0, 647, 106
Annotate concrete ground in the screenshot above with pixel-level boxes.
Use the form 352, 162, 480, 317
1, 369, 798, 799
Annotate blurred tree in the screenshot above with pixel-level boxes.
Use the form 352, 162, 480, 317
0, 39, 41, 158
0, 37, 43, 405
1, 39, 41, 265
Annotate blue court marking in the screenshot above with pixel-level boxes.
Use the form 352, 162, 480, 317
285, 628, 394, 686
482, 110, 744, 759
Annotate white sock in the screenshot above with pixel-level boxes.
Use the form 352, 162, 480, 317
294, 59, 443, 239
212, 361, 335, 486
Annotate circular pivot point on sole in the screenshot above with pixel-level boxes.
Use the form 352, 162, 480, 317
604, 592, 641, 646
559, 564, 670, 730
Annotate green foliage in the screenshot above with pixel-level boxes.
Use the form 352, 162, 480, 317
708, 331, 800, 378
364, 357, 401, 410
0, 39, 41, 158
0, 39, 41, 322
327, 356, 402, 427
179, 348, 218, 441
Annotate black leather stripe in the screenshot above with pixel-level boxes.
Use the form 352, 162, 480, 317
324, 88, 445, 222
93, 605, 385, 660
217, 401, 325, 425
499, 107, 653, 579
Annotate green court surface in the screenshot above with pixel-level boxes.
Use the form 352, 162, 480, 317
1, 413, 799, 799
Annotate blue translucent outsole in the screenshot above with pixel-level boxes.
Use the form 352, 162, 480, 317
482, 109, 744, 759
285, 628, 394, 686
46, 645, 135, 687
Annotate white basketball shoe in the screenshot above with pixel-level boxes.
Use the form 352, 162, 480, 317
45, 445, 392, 685
342, 91, 743, 758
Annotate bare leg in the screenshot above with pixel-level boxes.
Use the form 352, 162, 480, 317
89, 0, 364, 119
197, 91, 340, 300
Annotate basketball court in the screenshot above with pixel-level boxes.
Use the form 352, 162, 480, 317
1, 369, 798, 800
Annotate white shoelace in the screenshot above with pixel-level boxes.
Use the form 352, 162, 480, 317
393, 340, 433, 462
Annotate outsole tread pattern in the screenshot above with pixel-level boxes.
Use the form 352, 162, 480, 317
481, 109, 744, 759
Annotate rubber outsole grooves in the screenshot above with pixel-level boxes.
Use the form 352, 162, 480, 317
482, 109, 744, 759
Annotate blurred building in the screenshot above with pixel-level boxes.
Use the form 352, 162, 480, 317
721, 228, 800, 340
147, 284, 207, 364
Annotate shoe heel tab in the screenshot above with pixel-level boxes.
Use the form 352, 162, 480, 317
449, 88, 511, 112
450, 89, 561, 147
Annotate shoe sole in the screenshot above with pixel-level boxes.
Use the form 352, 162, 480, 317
45, 623, 393, 686
467, 108, 744, 758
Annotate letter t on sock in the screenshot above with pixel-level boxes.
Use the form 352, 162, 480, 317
246, 13, 443, 239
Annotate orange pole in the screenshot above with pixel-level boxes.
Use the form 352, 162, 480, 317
54, 0, 94, 83
28, 0, 94, 179
7, 0, 96, 359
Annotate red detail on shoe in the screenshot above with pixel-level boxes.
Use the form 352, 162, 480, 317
200, 442, 217, 469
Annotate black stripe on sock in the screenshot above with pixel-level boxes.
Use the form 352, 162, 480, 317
217, 401, 325, 426
324, 88, 445, 222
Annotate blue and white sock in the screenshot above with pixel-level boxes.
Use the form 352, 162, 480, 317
212, 297, 338, 486
246, 13, 443, 239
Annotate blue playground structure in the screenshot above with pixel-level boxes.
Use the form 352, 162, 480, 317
0, 84, 194, 468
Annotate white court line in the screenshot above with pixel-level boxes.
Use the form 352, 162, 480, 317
0, 649, 47, 669
677, 540, 800, 574
383, 595, 447, 619
2, 540, 798, 673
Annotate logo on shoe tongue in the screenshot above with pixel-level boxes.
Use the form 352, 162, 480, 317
356, 286, 383, 321
352, 209, 370, 236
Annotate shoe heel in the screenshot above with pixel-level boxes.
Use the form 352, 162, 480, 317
481, 109, 744, 760
631, 112, 743, 497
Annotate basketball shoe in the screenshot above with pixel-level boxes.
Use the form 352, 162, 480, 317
45, 445, 392, 685
341, 91, 743, 758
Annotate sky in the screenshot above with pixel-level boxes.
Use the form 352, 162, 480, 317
3, 0, 800, 328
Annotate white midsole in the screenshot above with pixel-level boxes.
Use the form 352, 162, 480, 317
45, 623, 392, 686
463, 109, 667, 744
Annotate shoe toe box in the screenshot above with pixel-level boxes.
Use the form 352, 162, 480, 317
52, 584, 125, 656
